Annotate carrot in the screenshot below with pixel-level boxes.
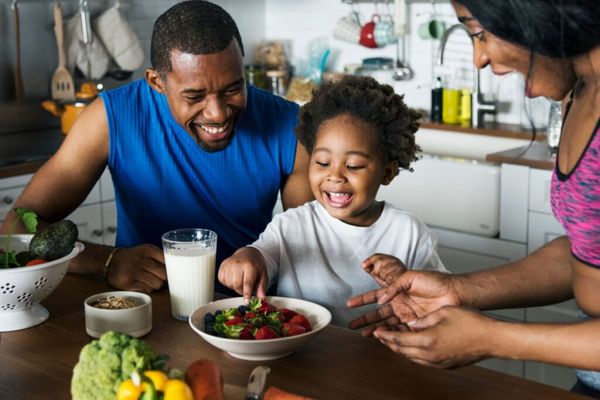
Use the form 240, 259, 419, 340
263, 386, 315, 400
184, 359, 225, 400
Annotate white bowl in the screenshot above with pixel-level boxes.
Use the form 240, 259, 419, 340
0, 234, 84, 332
84, 291, 152, 338
189, 296, 332, 361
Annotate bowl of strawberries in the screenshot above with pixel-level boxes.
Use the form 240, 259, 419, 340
188, 296, 331, 361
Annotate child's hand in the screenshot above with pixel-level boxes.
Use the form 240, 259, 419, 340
362, 254, 407, 288
218, 247, 268, 302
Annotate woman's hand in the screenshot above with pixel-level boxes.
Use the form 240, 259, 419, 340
106, 244, 167, 293
347, 270, 460, 335
218, 247, 268, 301
372, 306, 499, 369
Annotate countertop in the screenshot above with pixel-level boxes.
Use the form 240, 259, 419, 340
0, 274, 584, 399
486, 141, 556, 170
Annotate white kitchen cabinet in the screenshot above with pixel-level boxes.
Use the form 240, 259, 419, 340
0, 169, 117, 246
0, 173, 33, 223
68, 204, 104, 244
102, 201, 117, 246
527, 211, 565, 254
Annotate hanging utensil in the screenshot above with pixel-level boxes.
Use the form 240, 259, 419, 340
79, 0, 93, 80
11, 0, 24, 102
392, 0, 412, 81
51, 0, 75, 101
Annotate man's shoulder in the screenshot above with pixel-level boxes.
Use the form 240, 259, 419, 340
103, 79, 151, 99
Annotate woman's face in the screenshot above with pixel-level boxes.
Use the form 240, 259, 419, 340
452, 2, 576, 100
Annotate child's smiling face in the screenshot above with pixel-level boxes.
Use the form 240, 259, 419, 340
309, 114, 398, 227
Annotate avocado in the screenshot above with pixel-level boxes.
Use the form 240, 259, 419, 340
29, 220, 78, 261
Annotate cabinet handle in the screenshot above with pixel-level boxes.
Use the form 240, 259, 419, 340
92, 229, 103, 237
107, 226, 116, 234
3, 196, 14, 205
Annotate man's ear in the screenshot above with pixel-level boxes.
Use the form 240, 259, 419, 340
146, 68, 166, 94
382, 160, 399, 185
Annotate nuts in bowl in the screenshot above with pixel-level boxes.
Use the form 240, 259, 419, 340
189, 296, 331, 361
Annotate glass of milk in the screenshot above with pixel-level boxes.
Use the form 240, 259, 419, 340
162, 229, 217, 321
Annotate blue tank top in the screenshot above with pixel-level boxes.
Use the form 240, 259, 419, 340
100, 79, 299, 267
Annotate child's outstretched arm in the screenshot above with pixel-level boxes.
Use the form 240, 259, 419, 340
218, 247, 269, 302
362, 254, 407, 287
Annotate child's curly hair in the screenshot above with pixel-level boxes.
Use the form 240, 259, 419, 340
295, 75, 421, 170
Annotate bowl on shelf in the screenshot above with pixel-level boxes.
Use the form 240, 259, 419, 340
84, 291, 152, 338
0, 234, 84, 332
189, 296, 332, 361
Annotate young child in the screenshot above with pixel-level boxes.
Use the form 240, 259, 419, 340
218, 76, 448, 327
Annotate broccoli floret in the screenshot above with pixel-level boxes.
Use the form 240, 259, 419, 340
71, 331, 157, 400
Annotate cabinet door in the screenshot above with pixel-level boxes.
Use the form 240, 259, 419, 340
100, 169, 115, 202
433, 228, 527, 321
527, 211, 565, 254
0, 174, 33, 222
102, 201, 117, 246
529, 169, 553, 214
68, 204, 104, 244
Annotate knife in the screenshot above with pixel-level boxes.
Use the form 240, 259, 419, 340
245, 365, 271, 400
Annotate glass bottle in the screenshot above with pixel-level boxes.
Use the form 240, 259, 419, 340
546, 100, 562, 153
431, 77, 443, 122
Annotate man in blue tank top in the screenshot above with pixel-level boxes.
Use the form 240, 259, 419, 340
0, 1, 312, 293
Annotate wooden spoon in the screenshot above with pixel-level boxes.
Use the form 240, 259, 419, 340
51, 1, 75, 101
11, 0, 24, 103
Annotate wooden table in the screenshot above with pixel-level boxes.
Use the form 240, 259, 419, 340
0, 275, 585, 399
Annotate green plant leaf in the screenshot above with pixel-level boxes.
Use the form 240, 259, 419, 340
14, 208, 38, 234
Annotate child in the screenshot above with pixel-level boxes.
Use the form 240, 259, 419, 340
218, 76, 448, 327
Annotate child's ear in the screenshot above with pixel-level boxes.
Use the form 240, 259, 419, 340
382, 161, 399, 185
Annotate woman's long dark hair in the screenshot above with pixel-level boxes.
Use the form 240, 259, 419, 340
456, 0, 600, 58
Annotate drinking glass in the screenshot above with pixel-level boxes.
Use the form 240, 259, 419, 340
162, 229, 217, 321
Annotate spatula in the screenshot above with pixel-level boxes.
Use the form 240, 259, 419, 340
51, 1, 75, 101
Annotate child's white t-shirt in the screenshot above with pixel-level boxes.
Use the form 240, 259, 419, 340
250, 200, 448, 327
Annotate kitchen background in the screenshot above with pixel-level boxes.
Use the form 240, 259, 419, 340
0, 0, 574, 390
0, 0, 550, 129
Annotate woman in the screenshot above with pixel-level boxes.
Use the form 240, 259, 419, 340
347, 0, 600, 396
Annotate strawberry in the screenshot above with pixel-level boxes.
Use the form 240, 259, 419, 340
244, 311, 257, 319
254, 326, 280, 340
258, 300, 276, 314
239, 326, 255, 340
279, 308, 297, 322
289, 314, 312, 332
281, 322, 306, 337
225, 316, 244, 326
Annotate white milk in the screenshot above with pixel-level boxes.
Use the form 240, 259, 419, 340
164, 247, 216, 320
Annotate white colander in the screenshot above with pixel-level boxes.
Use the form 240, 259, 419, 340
0, 234, 84, 332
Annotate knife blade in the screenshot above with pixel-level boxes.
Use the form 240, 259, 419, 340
245, 365, 270, 400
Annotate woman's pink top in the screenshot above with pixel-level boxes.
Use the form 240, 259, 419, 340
551, 120, 600, 267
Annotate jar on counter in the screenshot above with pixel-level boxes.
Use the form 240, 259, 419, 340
266, 69, 290, 97
244, 64, 267, 90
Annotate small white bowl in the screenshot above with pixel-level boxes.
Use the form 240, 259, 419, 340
189, 296, 331, 361
84, 291, 152, 338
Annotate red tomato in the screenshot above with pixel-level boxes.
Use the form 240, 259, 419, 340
254, 326, 280, 340
289, 314, 312, 332
25, 259, 47, 266
281, 322, 306, 337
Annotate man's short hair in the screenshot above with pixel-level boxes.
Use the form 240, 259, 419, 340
150, 0, 244, 74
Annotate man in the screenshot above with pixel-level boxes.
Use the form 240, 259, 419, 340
0, 1, 312, 293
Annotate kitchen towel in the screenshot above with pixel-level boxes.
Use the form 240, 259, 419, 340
64, 11, 111, 80
93, 5, 144, 71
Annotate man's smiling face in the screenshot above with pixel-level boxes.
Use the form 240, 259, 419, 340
148, 39, 247, 152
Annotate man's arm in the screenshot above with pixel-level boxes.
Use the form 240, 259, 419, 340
1, 97, 109, 231
280, 141, 313, 210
